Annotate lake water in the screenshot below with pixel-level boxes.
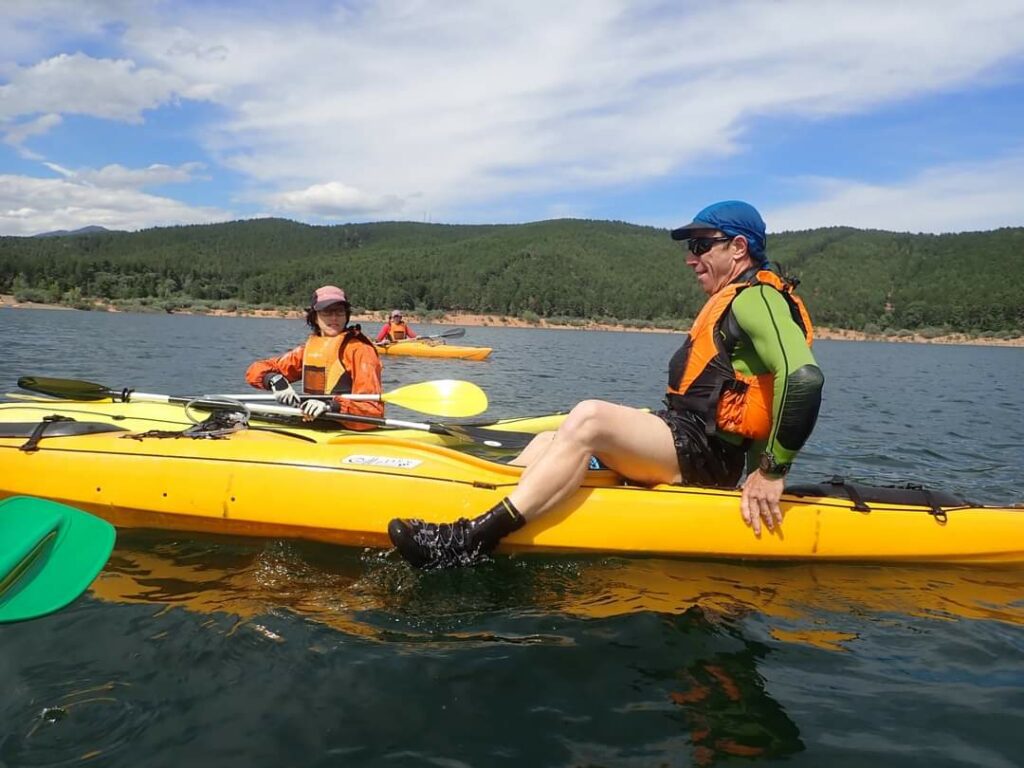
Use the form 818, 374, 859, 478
1, 308, 1023, 767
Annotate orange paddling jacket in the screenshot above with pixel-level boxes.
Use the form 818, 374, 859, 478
245, 328, 383, 430
667, 270, 813, 441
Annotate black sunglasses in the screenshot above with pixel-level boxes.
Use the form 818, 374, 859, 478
686, 236, 733, 256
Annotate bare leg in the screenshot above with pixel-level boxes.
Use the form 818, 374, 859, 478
507, 431, 555, 467
509, 400, 680, 521
387, 400, 680, 569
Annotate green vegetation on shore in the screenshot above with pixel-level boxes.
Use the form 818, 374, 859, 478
1, 218, 1021, 337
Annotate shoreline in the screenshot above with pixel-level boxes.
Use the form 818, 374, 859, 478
2, 294, 1022, 347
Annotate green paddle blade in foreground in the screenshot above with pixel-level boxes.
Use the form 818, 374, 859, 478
0, 496, 115, 623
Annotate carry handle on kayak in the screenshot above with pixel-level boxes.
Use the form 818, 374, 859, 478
16, 376, 537, 451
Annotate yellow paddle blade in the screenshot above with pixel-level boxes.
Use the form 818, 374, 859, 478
382, 380, 488, 417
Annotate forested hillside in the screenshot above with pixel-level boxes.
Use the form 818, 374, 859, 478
1, 218, 1021, 335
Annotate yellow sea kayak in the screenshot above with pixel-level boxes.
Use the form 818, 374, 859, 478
376, 341, 492, 360
2, 425, 1021, 563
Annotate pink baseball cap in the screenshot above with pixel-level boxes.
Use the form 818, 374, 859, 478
310, 285, 349, 311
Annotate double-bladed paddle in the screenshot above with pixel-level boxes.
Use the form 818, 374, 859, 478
0, 496, 115, 623
16, 376, 537, 450
18, 376, 486, 418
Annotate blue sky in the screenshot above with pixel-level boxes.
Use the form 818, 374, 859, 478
2, 1, 1024, 237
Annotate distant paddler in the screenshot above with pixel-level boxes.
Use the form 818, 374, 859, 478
375, 309, 418, 345
245, 285, 383, 429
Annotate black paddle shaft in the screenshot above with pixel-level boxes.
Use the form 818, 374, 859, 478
16, 375, 534, 450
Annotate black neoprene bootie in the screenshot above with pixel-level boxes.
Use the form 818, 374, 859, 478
388, 499, 526, 569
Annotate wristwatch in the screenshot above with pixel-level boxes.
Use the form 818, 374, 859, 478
758, 452, 791, 478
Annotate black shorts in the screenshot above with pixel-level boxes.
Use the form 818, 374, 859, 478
654, 408, 746, 488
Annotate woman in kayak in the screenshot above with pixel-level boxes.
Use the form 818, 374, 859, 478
245, 285, 383, 430
375, 310, 418, 344
388, 201, 825, 568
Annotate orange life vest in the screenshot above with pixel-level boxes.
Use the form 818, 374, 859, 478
388, 321, 409, 342
666, 270, 813, 441
302, 332, 356, 394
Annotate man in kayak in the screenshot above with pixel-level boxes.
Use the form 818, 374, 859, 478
388, 201, 824, 568
375, 310, 418, 344
245, 285, 384, 430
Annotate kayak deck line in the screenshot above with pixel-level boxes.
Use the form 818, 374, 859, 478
0, 437, 519, 488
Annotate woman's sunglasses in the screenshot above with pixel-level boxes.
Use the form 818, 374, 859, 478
686, 236, 733, 256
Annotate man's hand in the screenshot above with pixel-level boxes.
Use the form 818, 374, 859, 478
740, 470, 785, 536
267, 373, 301, 407
300, 399, 329, 422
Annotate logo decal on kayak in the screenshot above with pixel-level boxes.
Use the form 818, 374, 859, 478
342, 455, 422, 469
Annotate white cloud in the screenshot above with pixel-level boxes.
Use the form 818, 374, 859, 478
0, 53, 195, 124
114, 0, 1024, 217
0, 1, 140, 64
271, 181, 403, 218
0, 173, 231, 236
1, 1, 1024, 232
767, 154, 1024, 234
2, 113, 62, 157
50, 162, 207, 189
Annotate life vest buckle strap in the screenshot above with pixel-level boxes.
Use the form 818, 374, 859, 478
703, 380, 734, 437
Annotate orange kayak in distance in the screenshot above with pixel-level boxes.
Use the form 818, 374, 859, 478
376, 341, 492, 360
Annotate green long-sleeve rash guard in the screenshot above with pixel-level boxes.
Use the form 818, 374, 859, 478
728, 284, 824, 468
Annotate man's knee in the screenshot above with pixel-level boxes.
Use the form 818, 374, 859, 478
561, 400, 611, 446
